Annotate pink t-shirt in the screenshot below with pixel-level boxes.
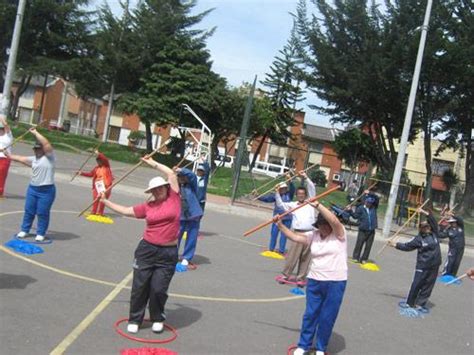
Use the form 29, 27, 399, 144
305, 229, 348, 281
133, 189, 181, 245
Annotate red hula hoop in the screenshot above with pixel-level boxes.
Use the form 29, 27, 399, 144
114, 318, 178, 344
287, 344, 297, 355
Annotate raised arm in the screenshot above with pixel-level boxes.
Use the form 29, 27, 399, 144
310, 200, 345, 240
274, 218, 308, 244
177, 167, 198, 192
419, 208, 439, 235
300, 171, 316, 198
30, 128, 53, 155
275, 185, 291, 211
0, 115, 11, 134
141, 157, 179, 193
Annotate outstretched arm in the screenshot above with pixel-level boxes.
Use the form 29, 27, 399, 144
2, 150, 31, 166
99, 193, 135, 217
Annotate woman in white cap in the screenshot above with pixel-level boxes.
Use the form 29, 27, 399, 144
0, 114, 13, 198
100, 157, 180, 334
5, 127, 55, 241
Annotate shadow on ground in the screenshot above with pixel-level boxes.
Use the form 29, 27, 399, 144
47, 230, 81, 241
165, 303, 202, 329
0, 273, 37, 289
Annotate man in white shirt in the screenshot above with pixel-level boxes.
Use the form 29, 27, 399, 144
275, 171, 316, 286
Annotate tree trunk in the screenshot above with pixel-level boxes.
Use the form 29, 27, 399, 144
249, 133, 267, 173
144, 121, 153, 153
462, 133, 473, 216
423, 118, 433, 208
37, 73, 48, 123
10, 74, 32, 121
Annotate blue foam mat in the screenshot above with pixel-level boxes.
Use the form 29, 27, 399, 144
4, 239, 44, 255
437, 274, 462, 285
290, 287, 305, 296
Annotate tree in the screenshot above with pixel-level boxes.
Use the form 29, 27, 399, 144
332, 128, 376, 183
251, 32, 304, 171
294, 0, 411, 174
434, 0, 473, 215
117, 0, 217, 152
1, 0, 93, 119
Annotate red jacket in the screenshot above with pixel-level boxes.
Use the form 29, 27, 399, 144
80, 153, 113, 188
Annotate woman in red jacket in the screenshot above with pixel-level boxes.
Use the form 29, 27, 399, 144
79, 150, 113, 216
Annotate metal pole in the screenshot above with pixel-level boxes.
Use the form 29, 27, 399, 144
102, 82, 115, 142
1, 0, 27, 116
230, 75, 257, 203
382, 0, 434, 239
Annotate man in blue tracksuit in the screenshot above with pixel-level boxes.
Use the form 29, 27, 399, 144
175, 166, 203, 271
258, 181, 295, 254
439, 216, 465, 276
349, 193, 379, 263
196, 161, 210, 212
389, 209, 441, 312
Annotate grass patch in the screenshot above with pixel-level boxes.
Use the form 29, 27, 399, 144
9, 122, 180, 166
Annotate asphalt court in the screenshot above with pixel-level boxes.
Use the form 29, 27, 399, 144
1, 160, 473, 355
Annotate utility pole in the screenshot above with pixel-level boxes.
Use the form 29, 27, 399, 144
231, 75, 257, 204
1, 0, 27, 117
382, 0, 434, 239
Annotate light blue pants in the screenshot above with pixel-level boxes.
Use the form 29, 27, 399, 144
269, 219, 291, 253
178, 219, 201, 261
21, 184, 56, 236
298, 279, 347, 352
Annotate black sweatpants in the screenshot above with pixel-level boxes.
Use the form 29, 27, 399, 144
406, 266, 439, 307
352, 230, 375, 262
442, 247, 464, 276
129, 239, 178, 324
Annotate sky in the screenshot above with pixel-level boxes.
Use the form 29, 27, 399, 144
103, 0, 333, 127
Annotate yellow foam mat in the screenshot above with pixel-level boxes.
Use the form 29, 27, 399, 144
360, 262, 380, 272
86, 214, 114, 224
260, 250, 285, 260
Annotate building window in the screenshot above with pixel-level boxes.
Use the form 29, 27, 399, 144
108, 126, 121, 142
307, 141, 324, 153
21, 86, 35, 100
432, 159, 454, 176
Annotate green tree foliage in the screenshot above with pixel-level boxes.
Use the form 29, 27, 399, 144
308, 166, 327, 187
332, 128, 376, 174
250, 32, 304, 171
1, 0, 93, 118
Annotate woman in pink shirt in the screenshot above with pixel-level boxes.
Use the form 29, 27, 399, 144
100, 157, 180, 334
275, 201, 347, 355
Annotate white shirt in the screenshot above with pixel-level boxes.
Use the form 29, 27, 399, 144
275, 178, 316, 231
0, 131, 13, 158
27, 153, 56, 186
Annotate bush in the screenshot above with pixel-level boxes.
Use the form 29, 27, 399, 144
308, 167, 328, 187
127, 130, 145, 143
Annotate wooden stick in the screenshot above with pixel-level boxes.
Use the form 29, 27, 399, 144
445, 273, 468, 286
252, 163, 319, 201
181, 155, 201, 169
77, 139, 170, 217
244, 184, 343, 237
248, 169, 294, 196
70, 142, 103, 182
437, 203, 458, 225
176, 152, 191, 167
377, 199, 430, 256
3, 130, 31, 151
344, 182, 378, 209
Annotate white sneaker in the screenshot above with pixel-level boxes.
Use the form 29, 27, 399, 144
17, 231, 27, 238
181, 259, 189, 266
316, 351, 325, 355
152, 322, 164, 333
127, 323, 139, 333
293, 348, 306, 355
35, 235, 45, 242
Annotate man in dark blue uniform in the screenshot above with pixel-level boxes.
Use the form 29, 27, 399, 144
389, 209, 441, 312
439, 216, 465, 276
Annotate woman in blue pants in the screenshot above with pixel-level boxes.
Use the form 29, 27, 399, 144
6, 128, 56, 241
275, 201, 347, 355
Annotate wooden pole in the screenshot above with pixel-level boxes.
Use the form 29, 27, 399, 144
437, 203, 458, 225
244, 185, 342, 237
377, 199, 430, 256
70, 142, 103, 182
77, 139, 170, 217
445, 273, 468, 286
252, 162, 320, 201
176, 152, 190, 168
344, 182, 378, 209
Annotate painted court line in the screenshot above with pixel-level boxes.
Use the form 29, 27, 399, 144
49, 271, 133, 355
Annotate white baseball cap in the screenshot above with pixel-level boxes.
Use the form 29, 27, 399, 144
278, 182, 288, 189
447, 217, 457, 223
144, 176, 170, 193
